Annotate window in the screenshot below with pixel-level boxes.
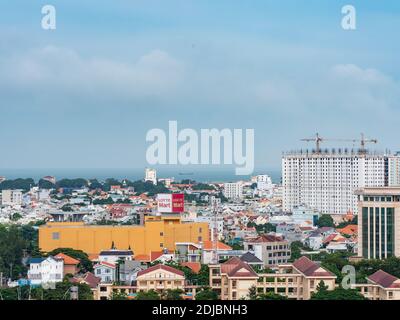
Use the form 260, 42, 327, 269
160, 243, 164, 248
100, 286, 107, 292
160, 232, 163, 236
52, 232, 60, 240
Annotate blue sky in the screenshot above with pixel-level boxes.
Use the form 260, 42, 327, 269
0, 1, 399, 172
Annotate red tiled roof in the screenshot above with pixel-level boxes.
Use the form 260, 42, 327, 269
71, 272, 101, 289
202, 241, 232, 250
248, 234, 285, 243
368, 270, 400, 288
180, 262, 201, 274
137, 264, 184, 277
220, 257, 258, 278
94, 261, 116, 269
150, 251, 165, 261
54, 253, 80, 265
336, 224, 358, 236
293, 256, 335, 277
134, 254, 150, 262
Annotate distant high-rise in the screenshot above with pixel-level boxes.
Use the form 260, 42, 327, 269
282, 149, 400, 215
144, 168, 157, 185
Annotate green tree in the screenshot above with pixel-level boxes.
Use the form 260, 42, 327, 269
248, 285, 258, 300
311, 287, 366, 300
162, 289, 184, 300
195, 288, 218, 300
257, 292, 288, 300
317, 215, 335, 228
136, 290, 160, 300
111, 291, 129, 300
48, 248, 93, 273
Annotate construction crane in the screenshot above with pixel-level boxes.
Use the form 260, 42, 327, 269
301, 133, 378, 153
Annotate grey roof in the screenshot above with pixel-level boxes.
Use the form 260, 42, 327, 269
99, 250, 133, 256
240, 252, 263, 264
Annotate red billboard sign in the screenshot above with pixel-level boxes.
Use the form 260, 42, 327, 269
157, 193, 185, 213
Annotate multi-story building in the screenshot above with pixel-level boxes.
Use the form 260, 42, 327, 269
223, 182, 243, 200
356, 187, 400, 259
94, 261, 117, 283
39, 215, 209, 256
282, 149, 400, 215
243, 234, 290, 268
28, 256, 64, 287
1, 189, 23, 206
144, 168, 157, 185
353, 270, 400, 300
292, 205, 320, 226
255, 175, 273, 197
136, 264, 185, 293
389, 154, 400, 186
209, 256, 336, 300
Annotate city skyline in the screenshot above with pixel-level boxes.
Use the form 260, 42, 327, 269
1, 1, 400, 171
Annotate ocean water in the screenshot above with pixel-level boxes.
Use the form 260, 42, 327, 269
0, 167, 282, 184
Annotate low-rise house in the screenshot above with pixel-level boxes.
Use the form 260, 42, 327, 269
94, 261, 117, 283
304, 232, 324, 250
28, 256, 64, 287
353, 270, 400, 300
175, 242, 202, 263
54, 253, 80, 276
136, 264, 186, 293
98, 249, 134, 265
240, 252, 264, 270
201, 240, 232, 264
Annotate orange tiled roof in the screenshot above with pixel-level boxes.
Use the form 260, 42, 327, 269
134, 254, 150, 262
137, 264, 184, 277
181, 262, 201, 274
54, 253, 80, 265
202, 241, 232, 251
336, 224, 358, 236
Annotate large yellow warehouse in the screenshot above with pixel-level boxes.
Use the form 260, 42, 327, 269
39, 216, 209, 256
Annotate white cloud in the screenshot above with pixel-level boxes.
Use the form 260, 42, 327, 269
0, 46, 185, 104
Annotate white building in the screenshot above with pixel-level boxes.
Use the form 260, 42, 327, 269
98, 249, 134, 265
1, 189, 23, 206
256, 175, 273, 196
28, 256, 64, 287
292, 205, 320, 226
223, 182, 243, 200
94, 261, 117, 283
282, 149, 400, 215
144, 168, 157, 185
389, 154, 400, 186
196, 215, 224, 240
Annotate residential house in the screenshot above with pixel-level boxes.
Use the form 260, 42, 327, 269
28, 256, 64, 287
94, 261, 117, 283
54, 253, 80, 276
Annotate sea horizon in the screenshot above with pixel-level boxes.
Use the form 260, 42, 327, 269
0, 167, 282, 184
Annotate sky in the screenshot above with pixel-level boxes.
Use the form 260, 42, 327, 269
0, 0, 399, 174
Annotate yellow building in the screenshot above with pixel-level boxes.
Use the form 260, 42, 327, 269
39, 215, 209, 256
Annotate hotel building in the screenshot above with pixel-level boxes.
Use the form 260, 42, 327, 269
356, 187, 400, 259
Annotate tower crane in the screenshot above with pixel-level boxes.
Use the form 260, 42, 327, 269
301, 133, 378, 153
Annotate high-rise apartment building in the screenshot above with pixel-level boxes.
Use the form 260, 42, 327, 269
282, 149, 400, 215
356, 187, 400, 259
